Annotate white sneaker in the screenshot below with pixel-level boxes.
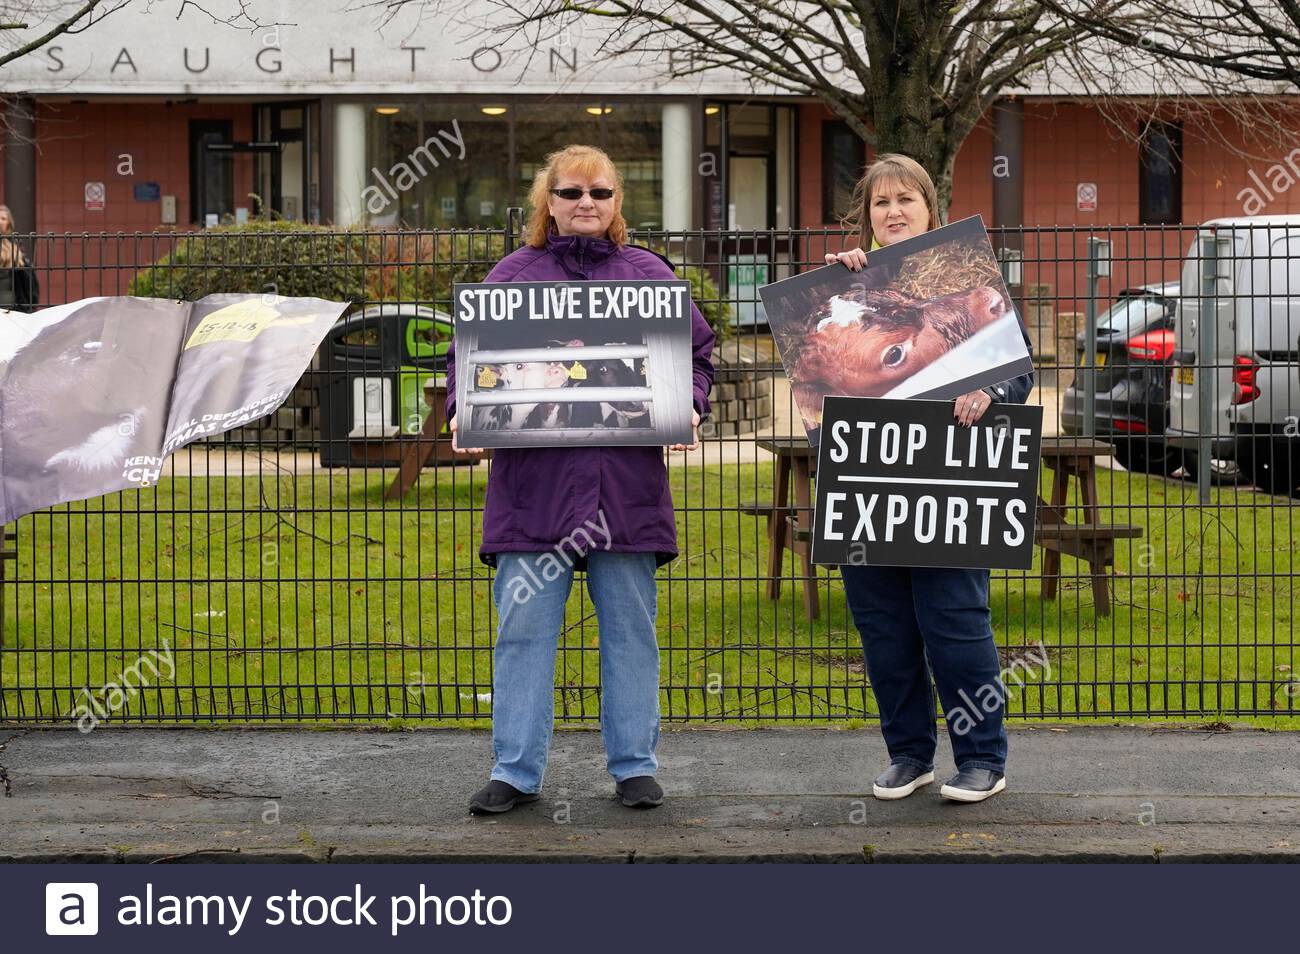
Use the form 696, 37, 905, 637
871, 763, 936, 800
939, 768, 1007, 803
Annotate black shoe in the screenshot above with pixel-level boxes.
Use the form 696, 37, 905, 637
871, 762, 936, 800
615, 775, 664, 808
940, 767, 1006, 803
468, 780, 540, 815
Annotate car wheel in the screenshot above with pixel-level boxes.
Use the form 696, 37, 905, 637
1238, 437, 1300, 497
1180, 451, 1243, 487
1112, 435, 1183, 477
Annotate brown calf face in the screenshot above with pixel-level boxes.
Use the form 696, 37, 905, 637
796, 284, 1007, 402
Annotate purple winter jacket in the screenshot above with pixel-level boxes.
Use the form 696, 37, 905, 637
445, 232, 717, 568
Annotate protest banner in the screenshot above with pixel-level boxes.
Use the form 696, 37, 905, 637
761, 215, 1033, 445
812, 397, 1044, 569
452, 279, 695, 448
0, 294, 347, 523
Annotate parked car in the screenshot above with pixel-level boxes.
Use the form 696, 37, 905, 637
1167, 216, 1300, 496
1061, 281, 1185, 475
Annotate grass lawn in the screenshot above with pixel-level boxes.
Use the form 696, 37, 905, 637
1, 451, 1296, 728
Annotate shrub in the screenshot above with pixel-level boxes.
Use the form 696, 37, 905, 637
127, 224, 731, 343
127, 220, 371, 302
363, 232, 506, 309
639, 243, 733, 342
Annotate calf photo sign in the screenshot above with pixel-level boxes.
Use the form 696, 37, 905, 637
452, 279, 695, 448
812, 397, 1044, 570
761, 216, 1033, 446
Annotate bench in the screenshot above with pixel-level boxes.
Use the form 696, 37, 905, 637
1, 528, 15, 646
749, 438, 821, 620
384, 378, 490, 500
1038, 438, 1144, 617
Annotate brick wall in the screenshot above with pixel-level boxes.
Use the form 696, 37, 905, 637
28, 101, 255, 301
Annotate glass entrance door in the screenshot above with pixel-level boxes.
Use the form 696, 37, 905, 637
255, 101, 320, 222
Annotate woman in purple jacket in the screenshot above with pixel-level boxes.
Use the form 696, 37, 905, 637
446, 144, 716, 814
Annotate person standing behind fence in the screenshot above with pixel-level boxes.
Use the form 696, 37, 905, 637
824, 154, 1034, 803
0, 205, 38, 313
446, 144, 716, 815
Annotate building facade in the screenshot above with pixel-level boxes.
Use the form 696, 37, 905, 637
2, 5, 1298, 274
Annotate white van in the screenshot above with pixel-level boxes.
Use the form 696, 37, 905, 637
1166, 216, 1300, 495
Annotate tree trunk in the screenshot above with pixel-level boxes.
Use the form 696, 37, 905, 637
860, 1, 954, 220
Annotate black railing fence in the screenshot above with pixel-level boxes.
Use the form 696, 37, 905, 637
0, 217, 1296, 724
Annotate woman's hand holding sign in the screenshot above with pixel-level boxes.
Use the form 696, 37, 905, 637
953, 389, 993, 428
669, 411, 701, 453
449, 415, 484, 455
824, 248, 869, 271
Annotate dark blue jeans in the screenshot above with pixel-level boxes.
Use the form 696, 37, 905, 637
841, 564, 1007, 774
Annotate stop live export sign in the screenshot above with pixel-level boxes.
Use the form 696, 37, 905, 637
811, 397, 1044, 569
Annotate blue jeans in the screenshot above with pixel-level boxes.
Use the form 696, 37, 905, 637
840, 564, 1007, 774
489, 551, 660, 793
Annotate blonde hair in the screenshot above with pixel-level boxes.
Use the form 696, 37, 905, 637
0, 205, 19, 268
525, 144, 628, 248
841, 153, 941, 247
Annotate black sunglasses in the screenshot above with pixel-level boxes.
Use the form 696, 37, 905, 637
550, 187, 615, 200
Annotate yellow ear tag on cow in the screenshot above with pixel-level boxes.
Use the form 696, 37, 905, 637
477, 367, 498, 388
567, 363, 587, 381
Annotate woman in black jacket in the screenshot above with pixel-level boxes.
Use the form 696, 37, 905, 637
0, 204, 39, 312
823, 154, 1034, 804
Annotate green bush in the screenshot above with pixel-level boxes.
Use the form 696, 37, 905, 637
640, 244, 733, 342
364, 232, 506, 309
127, 220, 371, 302
127, 224, 731, 343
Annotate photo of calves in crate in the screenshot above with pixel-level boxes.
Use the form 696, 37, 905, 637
471, 338, 654, 433
454, 278, 695, 448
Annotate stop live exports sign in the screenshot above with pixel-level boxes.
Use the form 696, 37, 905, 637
812, 397, 1044, 569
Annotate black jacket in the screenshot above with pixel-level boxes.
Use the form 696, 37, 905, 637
6, 245, 40, 313
981, 311, 1035, 405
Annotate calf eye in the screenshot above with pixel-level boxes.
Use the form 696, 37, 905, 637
882, 342, 910, 368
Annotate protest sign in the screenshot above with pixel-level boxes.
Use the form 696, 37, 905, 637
762, 215, 1033, 445
0, 294, 347, 523
452, 279, 695, 448
812, 397, 1044, 569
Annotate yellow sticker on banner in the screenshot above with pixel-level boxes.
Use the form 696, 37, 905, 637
477, 366, 498, 388
184, 299, 316, 349
567, 362, 587, 381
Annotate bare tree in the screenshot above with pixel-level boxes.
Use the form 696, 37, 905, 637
2, 0, 277, 71
0, 1, 131, 69
1038, 0, 1300, 86
371, 0, 1300, 220
372, 0, 1089, 217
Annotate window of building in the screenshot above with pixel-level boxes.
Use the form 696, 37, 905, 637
189, 120, 234, 225
362, 101, 664, 230
822, 120, 865, 224
1139, 122, 1182, 225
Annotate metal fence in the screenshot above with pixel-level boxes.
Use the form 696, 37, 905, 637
0, 217, 1296, 724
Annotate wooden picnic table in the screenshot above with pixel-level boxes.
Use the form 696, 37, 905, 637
745, 436, 820, 620
1, 527, 15, 646
742, 434, 1143, 620
384, 377, 489, 500
1035, 437, 1142, 617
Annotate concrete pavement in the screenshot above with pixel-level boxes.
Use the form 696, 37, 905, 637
1, 724, 1296, 863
